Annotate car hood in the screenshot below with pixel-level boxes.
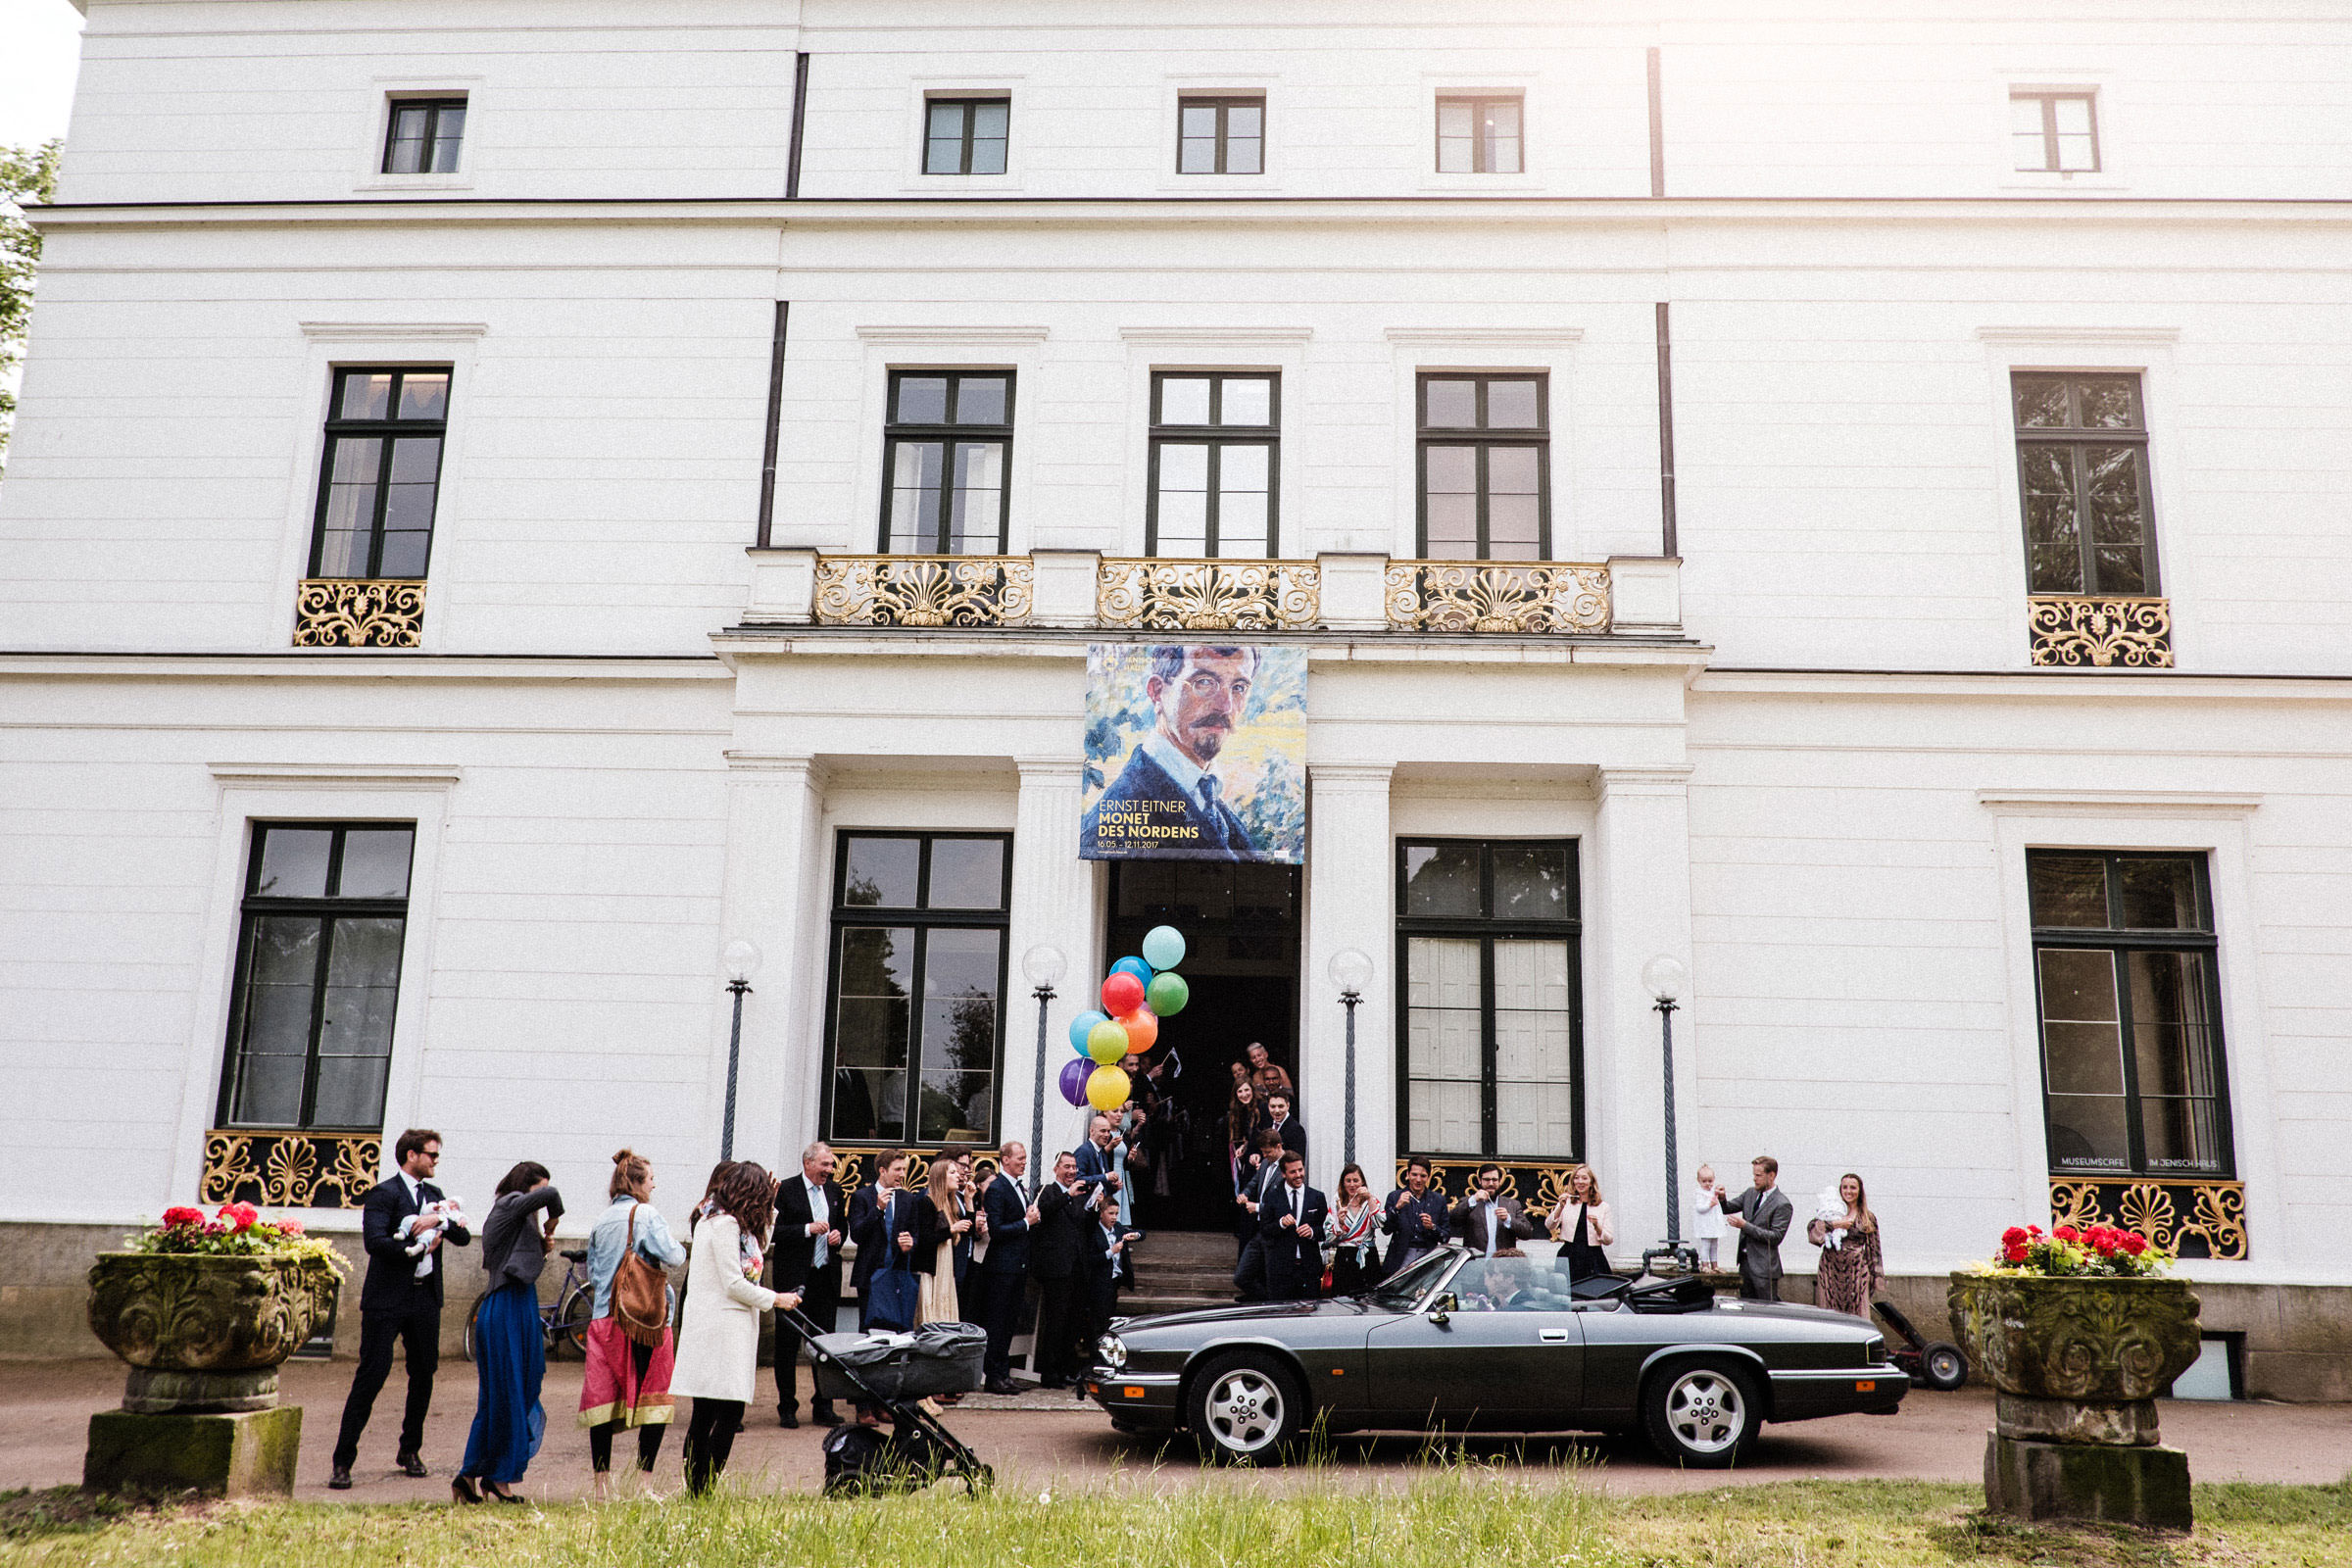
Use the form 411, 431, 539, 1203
1115, 1298, 1373, 1335
1700, 1298, 1877, 1333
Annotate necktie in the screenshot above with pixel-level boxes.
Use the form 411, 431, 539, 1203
1198, 776, 1221, 825
810, 1182, 827, 1267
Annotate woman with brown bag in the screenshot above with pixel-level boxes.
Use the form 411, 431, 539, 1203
578, 1150, 686, 1500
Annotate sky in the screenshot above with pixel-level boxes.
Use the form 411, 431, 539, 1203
1, 0, 85, 152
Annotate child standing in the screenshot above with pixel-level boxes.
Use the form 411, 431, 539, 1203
1690, 1163, 1727, 1267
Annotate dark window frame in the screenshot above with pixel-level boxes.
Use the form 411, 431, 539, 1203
216, 821, 416, 1132
1147, 371, 1282, 558
923, 96, 1011, 176
1415, 372, 1551, 560
308, 366, 452, 580
2028, 849, 2234, 1179
818, 831, 1014, 1148
1435, 94, 1525, 174
1395, 837, 1584, 1163
878, 368, 1016, 554
382, 96, 468, 175
2011, 90, 2100, 173
1177, 95, 1265, 175
2010, 370, 2160, 597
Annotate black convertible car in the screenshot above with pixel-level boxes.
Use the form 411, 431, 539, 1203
1085, 1248, 1906, 1465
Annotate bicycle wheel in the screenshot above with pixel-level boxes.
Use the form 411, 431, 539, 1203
554, 1283, 594, 1359
464, 1296, 482, 1364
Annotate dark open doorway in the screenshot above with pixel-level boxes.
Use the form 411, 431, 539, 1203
1106, 860, 1300, 1231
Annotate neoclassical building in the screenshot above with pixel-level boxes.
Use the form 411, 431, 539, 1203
2, 0, 2347, 1396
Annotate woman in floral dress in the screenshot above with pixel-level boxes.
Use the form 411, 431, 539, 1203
1810, 1171, 1884, 1318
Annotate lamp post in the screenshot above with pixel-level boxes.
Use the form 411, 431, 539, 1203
1020, 944, 1067, 1198
1642, 954, 1690, 1263
1328, 947, 1374, 1169
719, 940, 761, 1161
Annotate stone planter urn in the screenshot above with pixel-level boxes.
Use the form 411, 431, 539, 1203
83, 1251, 335, 1496
1948, 1272, 2202, 1531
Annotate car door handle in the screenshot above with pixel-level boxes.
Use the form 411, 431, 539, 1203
1539, 1329, 1572, 1343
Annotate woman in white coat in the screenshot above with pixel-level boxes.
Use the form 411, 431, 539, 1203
669, 1161, 799, 1495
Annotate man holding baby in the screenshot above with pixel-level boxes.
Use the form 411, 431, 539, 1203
331, 1128, 472, 1490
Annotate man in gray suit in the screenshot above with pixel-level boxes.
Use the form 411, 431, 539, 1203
1719, 1155, 1792, 1300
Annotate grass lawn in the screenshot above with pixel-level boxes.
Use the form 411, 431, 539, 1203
4, 1473, 2347, 1568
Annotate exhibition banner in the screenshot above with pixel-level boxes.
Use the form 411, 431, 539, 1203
1080, 643, 1305, 863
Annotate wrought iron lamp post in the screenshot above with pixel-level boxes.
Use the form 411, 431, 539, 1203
719, 940, 761, 1161
1642, 954, 1690, 1266
1328, 948, 1374, 1168
1020, 944, 1067, 1198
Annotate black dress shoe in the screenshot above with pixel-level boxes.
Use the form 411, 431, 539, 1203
984, 1378, 1020, 1396
397, 1451, 428, 1478
778, 1407, 800, 1429
327, 1466, 353, 1491
810, 1404, 844, 1427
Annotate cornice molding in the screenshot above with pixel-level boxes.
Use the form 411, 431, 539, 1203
1386, 326, 1584, 344
1975, 325, 2181, 344
854, 324, 1051, 343
1977, 789, 2260, 817
1118, 325, 1314, 343
298, 320, 489, 341
209, 762, 461, 789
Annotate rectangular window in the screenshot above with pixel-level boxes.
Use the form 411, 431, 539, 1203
2029, 850, 2231, 1178
881, 370, 1014, 554
1397, 839, 1581, 1161
924, 97, 1010, 176
2011, 371, 2158, 596
1149, 372, 1279, 558
2011, 91, 2099, 172
218, 823, 415, 1131
1436, 95, 1523, 173
1418, 373, 1548, 560
383, 97, 467, 174
311, 367, 450, 579
824, 832, 1011, 1147
1178, 95, 1263, 175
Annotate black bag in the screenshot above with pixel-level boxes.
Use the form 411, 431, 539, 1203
820, 1420, 950, 1496
813, 1322, 987, 1402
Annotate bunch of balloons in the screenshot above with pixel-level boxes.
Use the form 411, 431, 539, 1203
1059, 924, 1190, 1113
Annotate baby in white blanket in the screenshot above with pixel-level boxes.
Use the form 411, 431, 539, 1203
400, 1198, 470, 1276
1811, 1185, 1848, 1250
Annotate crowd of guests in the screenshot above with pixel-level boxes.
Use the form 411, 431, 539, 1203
323, 1068, 1890, 1500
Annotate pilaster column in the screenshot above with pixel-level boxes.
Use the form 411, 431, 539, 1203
713, 753, 827, 1172
1592, 765, 1698, 1252
1007, 759, 1095, 1166
1304, 763, 1396, 1190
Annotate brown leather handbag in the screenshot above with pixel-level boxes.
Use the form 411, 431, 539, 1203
611, 1202, 669, 1347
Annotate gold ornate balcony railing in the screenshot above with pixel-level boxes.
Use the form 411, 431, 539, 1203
1385, 560, 1612, 634
829, 1142, 1002, 1198
2048, 1175, 2246, 1261
2028, 595, 2172, 668
814, 555, 1034, 627
201, 1130, 383, 1209
1098, 558, 1321, 631
1396, 1156, 1581, 1216
292, 579, 424, 648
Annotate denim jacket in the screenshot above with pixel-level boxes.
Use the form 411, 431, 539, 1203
588, 1198, 686, 1319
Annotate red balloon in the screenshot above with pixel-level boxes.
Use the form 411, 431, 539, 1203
1102, 971, 1146, 1015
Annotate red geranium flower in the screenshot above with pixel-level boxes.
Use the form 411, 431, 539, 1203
2053, 1226, 2080, 1243
2122, 1233, 2148, 1255
2002, 1242, 2030, 1264
2001, 1226, 2028, 1245
161, 1206, 205, 1230
218, 1201, 261, 1232
274, 1217, 305, 1237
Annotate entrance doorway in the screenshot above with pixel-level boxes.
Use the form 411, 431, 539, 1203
1106, 860, 1300, 1231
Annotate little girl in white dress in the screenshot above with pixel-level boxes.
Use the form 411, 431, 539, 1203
1690, 1164, 1726, 1266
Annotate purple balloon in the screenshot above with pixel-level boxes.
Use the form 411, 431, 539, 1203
1058, 1056, 1093, 1106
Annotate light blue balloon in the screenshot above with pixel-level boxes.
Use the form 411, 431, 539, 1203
1142, 925, 1187, 971
1110, 956, 1152, 987
1068, 1009, 1108, 1054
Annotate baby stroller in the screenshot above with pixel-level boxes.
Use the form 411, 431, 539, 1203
784, 1307, 995, 1497
1872, 1298, 1969, 1390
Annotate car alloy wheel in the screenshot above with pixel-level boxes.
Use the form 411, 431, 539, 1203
1188, 1351, 1302, 1464
1642, 1358, 1758, 1468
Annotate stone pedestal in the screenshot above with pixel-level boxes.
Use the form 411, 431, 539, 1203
1984, 1432, 2191, 1532
85, 1406, 302, 1497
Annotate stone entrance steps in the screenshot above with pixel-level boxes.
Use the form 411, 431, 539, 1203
1122, 1228, 1240, 1316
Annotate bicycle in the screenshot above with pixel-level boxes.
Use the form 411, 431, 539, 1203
465, 1248, 595, 1363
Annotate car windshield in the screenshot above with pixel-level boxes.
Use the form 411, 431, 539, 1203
1366, 1248, 1458, 1310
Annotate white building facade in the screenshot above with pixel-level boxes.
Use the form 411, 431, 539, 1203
3, 0, 2348, 1395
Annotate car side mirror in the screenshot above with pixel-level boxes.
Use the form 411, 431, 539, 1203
1428, 1292, 1457, 1326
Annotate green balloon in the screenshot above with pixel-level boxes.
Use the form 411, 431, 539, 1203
1087, 1019, 1130, 1065
1146, 971, 1189, 1016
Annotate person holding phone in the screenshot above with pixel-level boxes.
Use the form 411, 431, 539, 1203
1383, 1156, 1448, 1271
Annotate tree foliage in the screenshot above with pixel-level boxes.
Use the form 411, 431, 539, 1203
1, 139, 64, 475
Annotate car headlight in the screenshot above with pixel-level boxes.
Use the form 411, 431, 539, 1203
1098, 1333, 1128, 1369
1864, 1336, 1886, 1364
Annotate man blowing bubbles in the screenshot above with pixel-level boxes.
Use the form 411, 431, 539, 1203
1084, 645, 1262, 860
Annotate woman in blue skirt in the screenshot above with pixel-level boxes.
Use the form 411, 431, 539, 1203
455, 1160, 564, 1502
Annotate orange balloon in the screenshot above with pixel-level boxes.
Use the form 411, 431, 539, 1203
1118, 1007, 1158, 1053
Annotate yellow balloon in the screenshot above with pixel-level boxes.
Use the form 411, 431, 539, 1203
1086, 1019, 1129, 1065
1086, 1064, 1131, 1112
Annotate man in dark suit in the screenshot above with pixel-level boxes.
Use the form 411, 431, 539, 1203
1027, 1152, 1088, 1389
1075, 1190, 1139, 1372
1449, 1162, 1538, 1257
1719, 1154, 1794, 1301
1230, 1129, 1286, 1301
1258, 1151, 1329, 1301
1383, 1156, 1449, 1272
770, 1141, 847, 1428
845, 1149, 911, 1331
1264, 1092, 1306, 1161
970, 1140, 1036, 1395
1081, 645, 1263, 861
330, 1128, 471, 1489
